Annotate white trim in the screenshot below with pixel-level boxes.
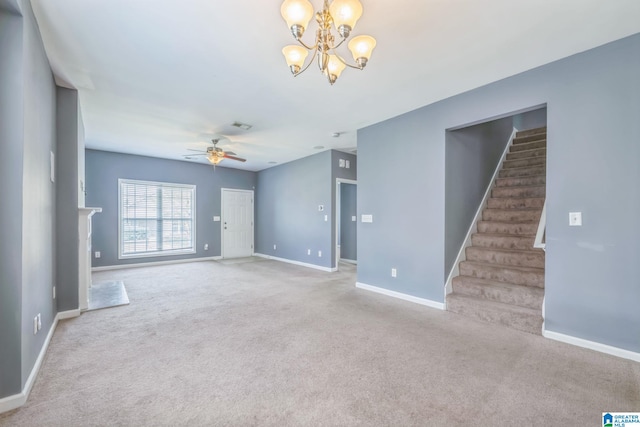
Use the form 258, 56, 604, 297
0, 309, 80, 414
356, 282, 445, 310
543, 330, 640, 363
339, 258, 357, 265
92, 256, 221, 272
253, 253, 337, 272
533, 200, 546, 251
444, 127, 518, 300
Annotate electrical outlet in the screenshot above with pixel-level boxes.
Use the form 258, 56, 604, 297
273, 244, 277, 250
391, 268, 397, 278
569, 212, 582, 226
318, 250, 322, 257
324, 214, 328, 222
95, 251, 101, 258
307, 249, 311, 255
204, 244, 209, 251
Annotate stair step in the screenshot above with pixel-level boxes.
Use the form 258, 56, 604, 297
495, 175, 546, 187
460, 261, 544, 288
487, 197, 544, 209
510, 139, 546, 152
515, 126, 547, 138
502, 156, 546, 169
506, 147, 546, 161
499, 165, 546, 178
482, 208, 541, 222
477, 220, 538, 235
465, 246, 545, 268
513, 134, 546, 144
492, 185, 545, 198
446, 294, 543, 335
471, 233, 536, 251
452, 276, 544, 310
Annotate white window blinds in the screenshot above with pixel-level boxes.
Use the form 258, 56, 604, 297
119, 179, 196, 258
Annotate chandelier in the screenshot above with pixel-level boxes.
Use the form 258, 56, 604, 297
280, 0, 376, 85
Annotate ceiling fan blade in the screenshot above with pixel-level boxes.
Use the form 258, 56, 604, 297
183, 153, 208, 157
224, 151, 237, 156
187, 148, 206, 152
223, 154, 246, 162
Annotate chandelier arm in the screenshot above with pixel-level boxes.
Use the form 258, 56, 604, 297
295, 46, 319, 76
295, 37, 318, 51
332, 51, 364, 70
329, 35, 348, 51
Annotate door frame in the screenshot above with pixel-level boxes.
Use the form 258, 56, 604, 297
335, 178, 357, 268
221, 188, 254, 259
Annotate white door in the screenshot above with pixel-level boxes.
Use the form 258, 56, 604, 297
221, 189, 254, 258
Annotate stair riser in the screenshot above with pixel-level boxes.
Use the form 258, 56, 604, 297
452, 277, 544, 310
460, 262, 544, 288
513, 134, 546, 144
503, 157, 546, 169
472, 234, 536, 250
477, 221, 538, 234
499, 167, 546, 178
495, 176, 546, 187
482, 209, 541, 222
515, 127, 547, 138
492, 186, 545, 198
465, 247, 545, 269
446, 296, 543, 335
510, 140, 546, 152
487, 197, 544, 209
506, 148, 546, 161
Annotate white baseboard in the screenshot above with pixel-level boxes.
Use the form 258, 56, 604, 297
92, 256, 221, 272
0, 309, 80, 414
543, 329, 640, 363
356, 282, 445, 310
253, 253, 337, 272
339, 258, 357, 265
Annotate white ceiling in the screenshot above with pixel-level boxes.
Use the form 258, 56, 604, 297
31, 0, 640, 171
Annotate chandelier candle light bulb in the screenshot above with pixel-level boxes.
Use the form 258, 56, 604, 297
280, 0, 376, 85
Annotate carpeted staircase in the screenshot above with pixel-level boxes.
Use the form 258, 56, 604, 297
447, 126, 547, 335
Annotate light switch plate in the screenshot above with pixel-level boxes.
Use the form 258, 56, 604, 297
362, 214, 373, 223
352, 216, 356, 222
345, 160, 350, 169
569, 212, 582, 226
213, 216, 221, 222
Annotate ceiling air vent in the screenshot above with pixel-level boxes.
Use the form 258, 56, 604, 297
231, 121, 252, 131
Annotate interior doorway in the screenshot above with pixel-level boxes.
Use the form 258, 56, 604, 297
335, 179, 357, 269
221, 188, 254, 259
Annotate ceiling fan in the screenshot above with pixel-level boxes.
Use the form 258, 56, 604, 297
183, 137, 246, 165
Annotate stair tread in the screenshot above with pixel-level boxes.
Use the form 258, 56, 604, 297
448, 293, 541, 314
484, 208, 541, 212
467, 246, 544, 255
453, 276, 545, 295
474, 231, 536, 238
461, 260, 544, 274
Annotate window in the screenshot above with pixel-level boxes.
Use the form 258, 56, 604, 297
119, 179, 196, 258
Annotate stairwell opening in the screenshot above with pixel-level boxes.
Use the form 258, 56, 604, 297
444, 106, 547, 334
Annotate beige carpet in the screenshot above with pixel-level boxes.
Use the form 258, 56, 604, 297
1, 260, 638, 426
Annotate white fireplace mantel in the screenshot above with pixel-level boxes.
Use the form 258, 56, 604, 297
79, 207, 102, 310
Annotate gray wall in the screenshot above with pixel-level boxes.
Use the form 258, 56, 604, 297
0, 0, 59, 399
55, 87, 80, 311
357, 34, 640, 353
0, 6, 25, 398
340, 183, 357, 261
256, 151, 333, 268
444, 110, 547, 278
85, 150, 256, 266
